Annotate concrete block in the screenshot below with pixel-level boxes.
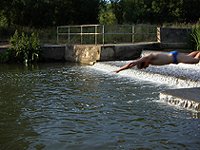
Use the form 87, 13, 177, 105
64, 45, 76, 62
100, 46, 115, 61
41, 44, 65, 61
65, 45, 100, 64
160, 88, 200, 112
114, 45, 142, 60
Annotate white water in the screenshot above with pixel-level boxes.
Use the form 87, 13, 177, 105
90, 61, 200, 88
90, 61, 200, 112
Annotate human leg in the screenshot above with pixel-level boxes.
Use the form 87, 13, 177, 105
188, 51, 200, 57
194, 52, 200, 59
178, 52, 200, 64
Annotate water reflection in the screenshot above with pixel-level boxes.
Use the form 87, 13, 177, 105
0, 67, 38, 149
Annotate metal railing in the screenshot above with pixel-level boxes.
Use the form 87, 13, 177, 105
57, 24, 158, 45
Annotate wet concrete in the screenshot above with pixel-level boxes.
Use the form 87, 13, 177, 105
160, 88, 200, 112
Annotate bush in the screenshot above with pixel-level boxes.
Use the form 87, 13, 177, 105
9, 30, 41, 64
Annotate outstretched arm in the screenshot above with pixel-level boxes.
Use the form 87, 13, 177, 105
114, 61, 137, 73
114, 54, 154, 73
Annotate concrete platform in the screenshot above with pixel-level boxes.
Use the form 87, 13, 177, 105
160, 88, 200, 112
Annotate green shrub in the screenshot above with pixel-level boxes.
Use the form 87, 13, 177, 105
191, 24, 200, 50
9, 30, 41, 64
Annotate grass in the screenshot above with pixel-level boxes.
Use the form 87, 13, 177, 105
191, 24, 200, 50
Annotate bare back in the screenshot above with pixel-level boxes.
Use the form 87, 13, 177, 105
149, 53, 173, 65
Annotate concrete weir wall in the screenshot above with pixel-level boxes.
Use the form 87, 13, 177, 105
41, 44, 101, 64
100, 43, 160, 61
65, 45, 101, 64
41, 43, 157, 64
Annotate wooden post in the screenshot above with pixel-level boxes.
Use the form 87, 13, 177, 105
157, 27, 161, 43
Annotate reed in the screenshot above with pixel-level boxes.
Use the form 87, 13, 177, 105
191, 24, 200, 50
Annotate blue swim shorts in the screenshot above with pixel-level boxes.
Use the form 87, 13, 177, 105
169, 51, 179, 64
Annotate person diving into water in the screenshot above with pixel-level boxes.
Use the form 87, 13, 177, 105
114, 51, 200, 73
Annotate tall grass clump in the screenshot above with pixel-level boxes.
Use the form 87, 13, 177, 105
191, 24, 200, 50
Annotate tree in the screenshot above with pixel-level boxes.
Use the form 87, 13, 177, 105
181, 0, 200, 23
99, 3, 117, 25
0, 0, 102, 28
110, 0, 124, 24
110, 0, 200, 24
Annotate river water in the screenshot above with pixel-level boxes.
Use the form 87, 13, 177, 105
0, 63, 200, 150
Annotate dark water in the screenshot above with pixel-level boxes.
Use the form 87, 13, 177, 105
0, 63, 199, 150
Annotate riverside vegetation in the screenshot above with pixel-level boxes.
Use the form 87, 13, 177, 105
0, 31, 41, 64
192, 24, 200, 50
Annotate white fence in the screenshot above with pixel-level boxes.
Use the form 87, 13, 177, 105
57, 24, 159, 44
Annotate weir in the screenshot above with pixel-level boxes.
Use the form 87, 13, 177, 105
90, 59, 200, 112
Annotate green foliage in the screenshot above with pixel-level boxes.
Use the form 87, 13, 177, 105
99, 4, 117, 25
110, 0, 200, 24
0, 0, 101, 27
191, 24, 200, 50
9, 30, 41, 64
0, 11, 8, 28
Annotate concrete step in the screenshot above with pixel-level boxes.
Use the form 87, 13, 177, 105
160, 88, 200, 112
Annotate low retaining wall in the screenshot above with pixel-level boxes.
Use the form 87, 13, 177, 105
41, 44, 66, 61
41, 44, 101, 64
160, 88, 200, 112
100, 42, 160, 61
41, 40, 192, 64
41, 43, 158, 64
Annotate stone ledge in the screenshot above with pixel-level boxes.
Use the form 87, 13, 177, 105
160, 88, 200, 112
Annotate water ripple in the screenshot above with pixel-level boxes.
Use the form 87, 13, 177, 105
0, 63, 200, 149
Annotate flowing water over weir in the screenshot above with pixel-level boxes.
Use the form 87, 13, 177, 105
91, 61, 200, 88
0, 63, 200, 149
91, 61, 200, 112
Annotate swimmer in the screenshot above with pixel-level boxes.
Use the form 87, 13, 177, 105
114, 51, 200, 73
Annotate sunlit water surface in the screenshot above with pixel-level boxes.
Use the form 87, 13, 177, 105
0, 63, 199, 150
